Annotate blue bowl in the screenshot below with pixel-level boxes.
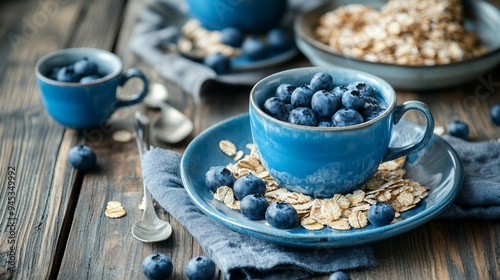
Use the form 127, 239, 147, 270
185, 0, 288, 34
249, 67, 434, 198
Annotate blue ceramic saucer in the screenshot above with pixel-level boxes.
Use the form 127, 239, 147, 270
180, 114, 463, 247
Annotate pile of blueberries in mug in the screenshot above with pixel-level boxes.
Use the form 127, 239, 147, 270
47, 57, 104, 83
263, 72, 387, 127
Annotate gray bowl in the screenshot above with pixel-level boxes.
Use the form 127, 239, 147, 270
294, 0, 500, 91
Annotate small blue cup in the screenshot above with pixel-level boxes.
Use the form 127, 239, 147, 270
185, 0, 288, 34
35, 48, 148, 129
249, 67, 434, 198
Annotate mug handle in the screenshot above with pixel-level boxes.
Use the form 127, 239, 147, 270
115, 68, 149, 109
383, 101, 435, 161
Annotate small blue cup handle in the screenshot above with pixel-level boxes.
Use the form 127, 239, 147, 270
115, 68, 149, 109
383, 101, 435, 161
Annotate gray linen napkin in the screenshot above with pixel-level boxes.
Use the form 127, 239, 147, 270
128, 0, 323, 99
437, 135, 500, 220
141, 147, 378, 280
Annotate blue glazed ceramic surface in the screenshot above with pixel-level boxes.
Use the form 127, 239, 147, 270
180, 114, 462, 248
249, 67, 434, 198
35, 48, 148, 129
185, 0, 288, 34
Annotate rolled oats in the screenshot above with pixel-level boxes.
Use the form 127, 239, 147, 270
105, 201, 127, 219
315, 0, 486, 66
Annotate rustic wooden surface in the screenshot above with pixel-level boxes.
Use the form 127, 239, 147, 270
1, 0, 499, 279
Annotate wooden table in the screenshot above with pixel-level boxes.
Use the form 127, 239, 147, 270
1, 0, 499, 279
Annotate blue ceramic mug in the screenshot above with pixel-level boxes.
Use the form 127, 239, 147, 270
35, 48, 148, 129
249, 67, 434, 198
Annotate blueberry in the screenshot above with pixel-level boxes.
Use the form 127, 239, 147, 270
48, 66, 61, 80
447, 120, 469, 140
490, 103, 500, 125
141, 253, 173, 280
205, 166, 235, 193
347, 81, 375, 98
285, 103, 293, 113
291, 85, 315, 108
73, 57, 98, 76
266, 27, 293, 51
288, 107, 318, 126
332, 108, 363, 127
203, 52, 230, 74
56, 66, 80, 83
311, 90, 341, 119
265, 202, 299, 229
368, 201, 396, 227
275, 83, 296, 104
341, 90, 365, 110
80, 75, 101, 84
220, 27, 244, 47
67, 145, 96, 172
241, 37, 267, 60
233, 173, 266, 200
264, 97, 289, 122
318, 121, 334, 127
361, 97, 385, 121
329, 271, 352, 280
186, 256, 216, 280
240, 193, 269, 220
331, 85, 348, 100
309, 72, 334, 92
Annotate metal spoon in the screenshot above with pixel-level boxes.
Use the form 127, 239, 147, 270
132, 111, 172, 243
144, 83, 193, 143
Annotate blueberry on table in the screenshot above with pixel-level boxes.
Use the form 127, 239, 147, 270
329, 270, 352, 280
203, 52, 230, 75
264, 97, 289, 122
186, 256, 216, 280
288, 107, 318, 126
347, 81, 375, 98
240, 193, 269, 220
56, 66, 80, 83
447, 120, 469, 140
311, 90, 341, 119
233, 173, 266, 200
309, 72, 334, 92
205, 166, 235, 193
332, 108, 363, 127
265, 202, 299, 229
368, 201, 396, 227
67, 145, 96, 172
73, 57, 98, 76
341, 89, 365, 110
275, 83, 296, 104
490, 103, 500, 125
291, 85, 315, 108
241, 37, 267, 60
141, 253, 173, 280
220, 27, 243, 47
267, 27, 293, 51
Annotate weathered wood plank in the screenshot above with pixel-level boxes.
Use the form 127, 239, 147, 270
0, 0, 86, 279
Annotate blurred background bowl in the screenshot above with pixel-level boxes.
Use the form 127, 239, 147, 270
186, 0, 288, 34
294, 0, 500, 91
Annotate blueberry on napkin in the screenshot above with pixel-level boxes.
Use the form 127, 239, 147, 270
141, 148, 377, 280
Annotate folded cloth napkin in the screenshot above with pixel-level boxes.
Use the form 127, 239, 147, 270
437, 135, 500, 220
129, 0, 324, 99
141, 147, 378, 280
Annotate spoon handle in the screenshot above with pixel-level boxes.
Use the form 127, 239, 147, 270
134, 112, 158, 220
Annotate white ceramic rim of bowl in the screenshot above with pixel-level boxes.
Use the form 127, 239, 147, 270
294, 0, 500, 70
249, 66, 397, 131
35, 47, 123, 87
